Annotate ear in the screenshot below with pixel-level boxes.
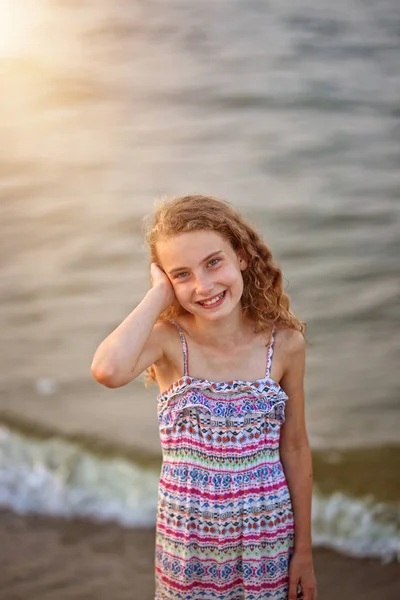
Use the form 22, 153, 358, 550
237, 251, 248, 271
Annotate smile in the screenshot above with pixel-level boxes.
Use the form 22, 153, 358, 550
197, 290, 226, 307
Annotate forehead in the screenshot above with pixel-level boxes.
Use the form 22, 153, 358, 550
157, 230, 234, 267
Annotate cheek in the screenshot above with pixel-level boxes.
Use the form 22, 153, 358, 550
224, 266, 244, 288
171, 282, 190, 301
229, 272, 245, 298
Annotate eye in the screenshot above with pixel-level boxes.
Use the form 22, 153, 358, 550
208, 257, 221, 267
174, 271, 189, 279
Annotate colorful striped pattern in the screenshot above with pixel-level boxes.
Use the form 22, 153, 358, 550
155, 326, 294, 600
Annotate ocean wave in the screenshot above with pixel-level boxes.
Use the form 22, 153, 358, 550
313, 489, 400, 562
0, 424, 399, 561
0, 424, 159, 527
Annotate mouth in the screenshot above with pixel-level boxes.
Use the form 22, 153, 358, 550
197, 290, 226, 308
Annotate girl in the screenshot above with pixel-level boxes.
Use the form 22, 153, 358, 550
91, 195, 317, 600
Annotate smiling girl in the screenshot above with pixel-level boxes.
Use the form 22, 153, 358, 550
91, 195, 317, 600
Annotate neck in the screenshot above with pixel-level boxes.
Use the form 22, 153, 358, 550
189, 307, 253, 347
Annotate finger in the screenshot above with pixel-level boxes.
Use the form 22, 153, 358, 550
288, 578, 300, 600
302, 585, 315, 600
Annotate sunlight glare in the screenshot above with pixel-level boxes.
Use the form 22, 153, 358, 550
0, 1, 35, 56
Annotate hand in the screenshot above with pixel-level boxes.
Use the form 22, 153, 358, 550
288, 550, 317, 600
150, 262, 176, 308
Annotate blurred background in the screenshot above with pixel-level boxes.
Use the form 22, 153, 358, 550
0, 0, 399, 598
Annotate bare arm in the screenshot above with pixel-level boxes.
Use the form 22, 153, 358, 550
279, 330, 317, 600
90, 264, 175, 388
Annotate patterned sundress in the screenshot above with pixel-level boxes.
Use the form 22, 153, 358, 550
155, 322, 294, 600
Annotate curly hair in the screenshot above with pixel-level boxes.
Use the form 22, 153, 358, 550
143, 194, 306, 384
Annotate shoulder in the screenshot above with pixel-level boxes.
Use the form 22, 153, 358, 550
152, 319, 180, 349
274, 327, 306, 374
152, 319, 187, 387
152, 319, 184, 368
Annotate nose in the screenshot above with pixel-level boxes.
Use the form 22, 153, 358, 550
195, 273, 214, 297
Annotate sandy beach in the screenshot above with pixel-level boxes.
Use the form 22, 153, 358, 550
1, 509, 399, 600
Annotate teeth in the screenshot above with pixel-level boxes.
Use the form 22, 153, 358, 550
199, 292, 224, 306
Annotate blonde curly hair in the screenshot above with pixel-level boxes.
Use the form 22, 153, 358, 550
144, 194, 306, 384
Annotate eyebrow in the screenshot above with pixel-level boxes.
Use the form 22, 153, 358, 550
168, 251, 223, 275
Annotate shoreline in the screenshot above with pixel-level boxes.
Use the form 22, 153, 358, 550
1, 411, 399, 504
1, 509, 399, 600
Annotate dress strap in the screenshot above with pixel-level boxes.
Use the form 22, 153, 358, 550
266, 326, 276, 378
170, 321, 189, 377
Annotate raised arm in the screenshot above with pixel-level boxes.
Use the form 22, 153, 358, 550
90, 264, 175, 388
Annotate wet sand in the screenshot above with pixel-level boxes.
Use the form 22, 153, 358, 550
1, 509, 399, 600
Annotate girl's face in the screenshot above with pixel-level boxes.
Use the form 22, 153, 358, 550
157, 230, 247, 320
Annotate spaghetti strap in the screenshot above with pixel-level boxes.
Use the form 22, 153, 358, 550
266, 325, 276, 378
170, 321, 189, 377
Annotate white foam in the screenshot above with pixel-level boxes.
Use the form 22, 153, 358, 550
0, 425, 159, 526
312, 489, 400, 562
1, 425, 399, 561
